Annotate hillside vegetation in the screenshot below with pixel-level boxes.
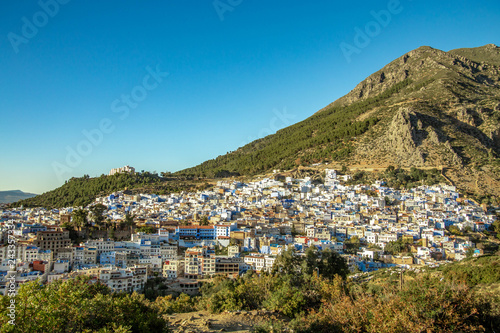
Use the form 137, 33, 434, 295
11, 173, 199, 209
177, 79, 411, 176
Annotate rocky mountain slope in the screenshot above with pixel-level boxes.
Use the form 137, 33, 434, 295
348, 44, 500, 199
179, 44, 500, 201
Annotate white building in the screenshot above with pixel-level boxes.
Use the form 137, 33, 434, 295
109, 165, 135, 176
163, 259, 184, 280
98, 266, 147, 292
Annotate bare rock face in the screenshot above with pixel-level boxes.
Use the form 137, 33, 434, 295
444, 141, 464, 166
490, 127, 500, 147
344, 68, 410, 105
357, 106, 466, 169
384, 108, 425, 167
456, 107, 478, 127
427, 127, 441, 145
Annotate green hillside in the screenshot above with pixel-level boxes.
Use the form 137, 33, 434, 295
10, 172, 197, 209
177, 79, 412, 177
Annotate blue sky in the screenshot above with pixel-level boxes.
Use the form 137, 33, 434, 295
1, 0, 499, 194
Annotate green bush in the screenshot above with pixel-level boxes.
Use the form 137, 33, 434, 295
441, 255, 500, 286
0, 276, 168, 333
153, 293, 197, 315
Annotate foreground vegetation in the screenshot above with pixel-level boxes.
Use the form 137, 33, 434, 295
196, 252, 499, 332
2, 252, 498, 332
0, 276, 168, 333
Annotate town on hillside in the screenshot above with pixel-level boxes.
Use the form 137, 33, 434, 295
0, 169, 497, 295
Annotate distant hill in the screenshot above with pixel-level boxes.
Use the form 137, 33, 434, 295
0, 190, 37, 204
10, 173, 202, 209
177, 44, 500, 202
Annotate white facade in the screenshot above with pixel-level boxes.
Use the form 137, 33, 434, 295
109, 165, 135, 176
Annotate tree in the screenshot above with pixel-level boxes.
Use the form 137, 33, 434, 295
344, 236, 361, 254
319, 249, 349, 280
302, 246, 320, 276
90, 204, 107, 230
200, 216, 209, 226
124, 212, 136, 234
108, 228, 116, 241
491, 219, 500, 240
104, 217, 114, 231
272, 247, 302, 277
160, 171, 172, 178
71, 209, 88, 231
297, 274, 494, 332
447, 225, 463, 236
466, 247, 475, 259
384, 239, 407, 255
353, 170, 365, 181
60, 220, 73, 231
301, 246, 349, 279
136, 226, 156, 234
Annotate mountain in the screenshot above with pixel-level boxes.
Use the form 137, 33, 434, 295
0, 190, 38, 204
178, 44, 500, 201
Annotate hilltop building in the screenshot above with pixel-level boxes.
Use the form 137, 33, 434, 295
109, 165, 135, 176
